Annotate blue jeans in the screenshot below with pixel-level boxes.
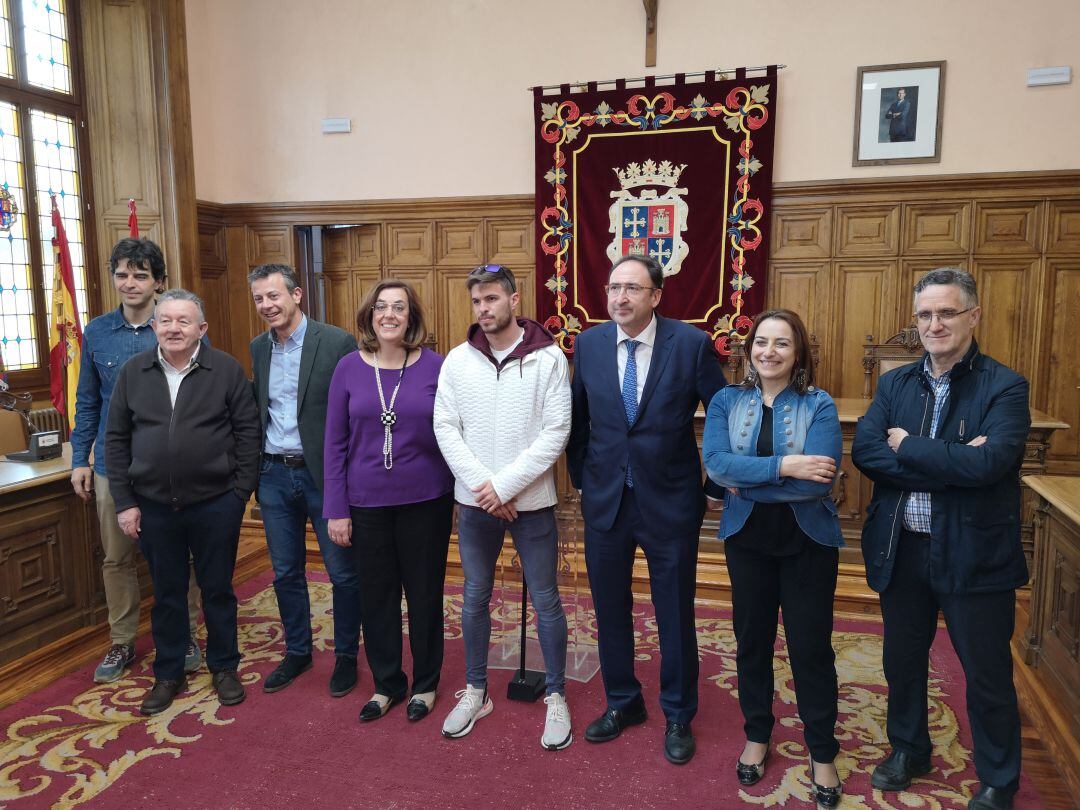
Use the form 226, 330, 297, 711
258, 458, 362, 658
457, 505, 567, 695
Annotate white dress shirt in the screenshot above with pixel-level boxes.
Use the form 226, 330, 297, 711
157, 343, 200, 407
615, 315, 657, 405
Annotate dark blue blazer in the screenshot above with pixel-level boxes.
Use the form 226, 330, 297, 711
567, 315, 726, 537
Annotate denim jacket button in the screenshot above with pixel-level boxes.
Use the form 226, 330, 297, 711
743, 420, 751, 427
737, 444, 743, 450
784, 417, 791, 424
786, 441, 794, 447
749, 399, 757, 405
785, 428, 792, 434
784, 405, 792, 412
740, 430, 747, 436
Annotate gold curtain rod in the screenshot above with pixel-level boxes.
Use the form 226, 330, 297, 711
529, 65, 787, 93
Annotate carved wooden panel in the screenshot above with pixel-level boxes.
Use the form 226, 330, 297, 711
973, 258, 1040, 377
770, 208, 832, 259
386, 222, 434, 267
353, 225, 382, 267
1047, 201, 1080, 254
435, 267, 476, 356
199, 268, 231, 357
322, 270, 351, 337
766, 261, 831, 364
831, 260, 899, 398
902, 202, 971, 255
898, 258, 968, 320
246, 226, 293, 266
485, 218, 534, 266
974, 202, 1042, 254
322, 228, 350, 270
1041, 260, 1080, 471
1048, 546, 1080, 661
835, 205, 900, 257
0, 504, 74, 635
393, 268, 437, 340
436, 220, 484, 265
198, 222, 227, 269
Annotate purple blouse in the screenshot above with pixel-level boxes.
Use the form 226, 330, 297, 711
323, 348, 454, 517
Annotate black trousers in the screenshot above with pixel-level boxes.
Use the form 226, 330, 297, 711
349, 493, 453, 698
585, 486, 700, 725
880, 530, 1021, 791
138, 490, 245, 680
724, 537, 841, 762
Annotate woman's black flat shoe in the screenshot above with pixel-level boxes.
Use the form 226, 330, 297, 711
406, 697, 431, 721
809, 757, 843, 808
736, 746, 769, 785
358, 694, 404, 722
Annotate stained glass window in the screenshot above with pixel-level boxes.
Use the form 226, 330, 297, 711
0, 101, 35, 370
0, 0, 15, 80
21, 0, 70, 94
32, 108, 85, 325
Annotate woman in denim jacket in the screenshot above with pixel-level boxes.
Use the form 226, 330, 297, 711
702, 309, 844, 809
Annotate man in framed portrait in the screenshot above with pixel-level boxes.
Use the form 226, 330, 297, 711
884, 87, 915, 142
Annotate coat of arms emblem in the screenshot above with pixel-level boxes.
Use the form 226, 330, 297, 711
606, 159, 688, 276
0, 186, 18, 232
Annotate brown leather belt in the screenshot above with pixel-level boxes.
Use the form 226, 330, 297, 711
264, 452, 305, 468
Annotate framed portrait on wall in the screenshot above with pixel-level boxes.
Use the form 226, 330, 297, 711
853, 61, 945, 166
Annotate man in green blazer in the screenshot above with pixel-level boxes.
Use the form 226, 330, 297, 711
249, 263, 362, 697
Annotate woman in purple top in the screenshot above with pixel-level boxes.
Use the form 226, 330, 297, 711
324, 279, 454, 724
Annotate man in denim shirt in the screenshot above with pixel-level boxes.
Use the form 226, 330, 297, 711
70, 238, 201, 683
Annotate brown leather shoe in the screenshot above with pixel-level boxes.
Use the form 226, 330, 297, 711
140, 677, 187, 716
212, 669, 245, 706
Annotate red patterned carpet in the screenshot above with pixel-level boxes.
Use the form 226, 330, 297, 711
0, 571, 1045, 809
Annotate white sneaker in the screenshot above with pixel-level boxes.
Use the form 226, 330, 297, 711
541, 693, 573, 750
441, 685, 493, 738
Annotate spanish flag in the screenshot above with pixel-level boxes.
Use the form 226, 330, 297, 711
48, 195, 82, 434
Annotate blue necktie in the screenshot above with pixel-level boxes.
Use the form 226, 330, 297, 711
622, 339, 639, 487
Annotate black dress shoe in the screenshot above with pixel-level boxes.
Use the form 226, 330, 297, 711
139, 677, 187, 716
359, 693, 404, 722
968, 785, 1015, 810
328, 655, 358, 697
870, 749, 932, 791
736, 746, 769, 785
584, 704, 648, 742
664, 722, 695, 765
406, 696, 434, 721
809, 757, 843, 809
263, 653, 313, 693
212, 669, 246, 706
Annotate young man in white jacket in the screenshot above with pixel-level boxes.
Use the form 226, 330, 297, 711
434, 264, 572, 750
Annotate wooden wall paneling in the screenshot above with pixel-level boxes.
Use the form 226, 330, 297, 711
386, 222, 434, 267
766, 260, 831, 383
898, 257, 968, 317
245, 225, 293, 267
835, 205, 901, 257
393, 268, 437, 340
831, 260, 899, 398
435, 267, 478, 356
352, 224, 382, 267
769, 207, 832, 260
902, 201, 972, 255
221, 225, 252, 369
1040, 260, 1080, 472
349, 268, 383, 334
197, 221, 227, 270
322, 228, 351, 269
485, 218, 534, 266
435, 220, 485, 265
1047, 201, 1080, 255
322, 270, 355, 338
972, 258, 1041, 377
974, 201, 1043, 255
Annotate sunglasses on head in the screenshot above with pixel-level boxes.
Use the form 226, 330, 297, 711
475, 264, 507, 274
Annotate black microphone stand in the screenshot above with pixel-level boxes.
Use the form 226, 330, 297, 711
505, 574, 545, 702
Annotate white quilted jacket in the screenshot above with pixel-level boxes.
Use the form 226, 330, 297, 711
434, 327, 571, 510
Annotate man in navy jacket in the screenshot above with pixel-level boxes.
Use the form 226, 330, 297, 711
567, 255, 726, 765
852, 268, 1029, 810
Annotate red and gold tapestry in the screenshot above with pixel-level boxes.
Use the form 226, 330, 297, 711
534, 68, 777, 354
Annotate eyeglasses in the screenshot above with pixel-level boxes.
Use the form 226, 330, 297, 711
914, 307, 973, 324
604, 283, 657, 296
373, 302, 407, 314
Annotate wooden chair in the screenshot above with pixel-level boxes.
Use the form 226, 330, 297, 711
861, 325, 922, 399
725, 333, 822, 384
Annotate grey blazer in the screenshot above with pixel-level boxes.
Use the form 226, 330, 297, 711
250, 318, 357, 491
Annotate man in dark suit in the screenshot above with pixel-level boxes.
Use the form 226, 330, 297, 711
249, 263, 362, 697
567, 254, 726, 764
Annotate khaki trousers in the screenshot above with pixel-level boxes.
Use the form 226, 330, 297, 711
94, 472, 200, 645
